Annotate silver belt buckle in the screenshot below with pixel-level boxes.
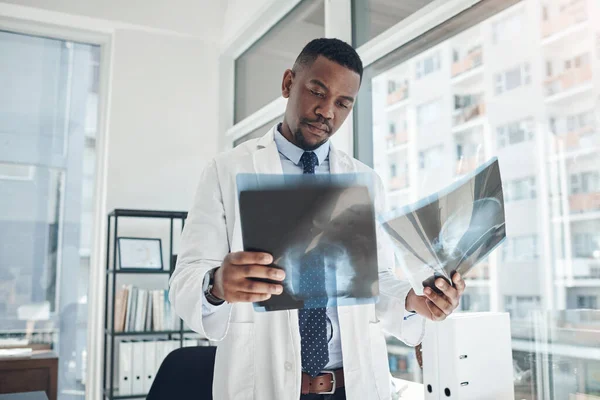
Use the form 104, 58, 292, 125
321, 371, 336, 395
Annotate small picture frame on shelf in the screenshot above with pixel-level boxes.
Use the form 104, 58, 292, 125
117, 237, 163, 271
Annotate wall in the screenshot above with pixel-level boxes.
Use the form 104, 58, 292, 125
105, 29, 219, 212
221, 0, 274, 49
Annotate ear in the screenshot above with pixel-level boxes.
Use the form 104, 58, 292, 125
281, 69, 295, 99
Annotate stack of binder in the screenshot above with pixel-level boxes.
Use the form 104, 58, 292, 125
117, 338, 202, 395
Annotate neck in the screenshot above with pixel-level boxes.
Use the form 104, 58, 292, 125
279, 120, 298, 147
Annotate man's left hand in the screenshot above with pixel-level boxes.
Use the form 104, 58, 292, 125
405, 273, 466, 321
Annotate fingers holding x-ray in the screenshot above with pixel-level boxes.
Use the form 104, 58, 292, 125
381, 158, 506, 296
237, 173, 381, 312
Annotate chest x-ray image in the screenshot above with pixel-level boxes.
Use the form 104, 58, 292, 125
381, 158, 506, 296
237, 173, 379, 312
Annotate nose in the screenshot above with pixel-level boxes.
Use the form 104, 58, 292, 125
315, 100, 334, 121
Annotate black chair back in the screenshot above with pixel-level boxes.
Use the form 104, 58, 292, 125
147, 346, 216, 400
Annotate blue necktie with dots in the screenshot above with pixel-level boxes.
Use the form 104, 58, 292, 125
298, 151, 329, 377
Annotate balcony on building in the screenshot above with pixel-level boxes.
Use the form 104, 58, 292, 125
386, 79, 409, 107
454, 127, 485, 176
566, 168, 600, 215
389, 174, 409, 192
541, 0, 587, 39
550, 112, 599, 157
452, 93, 485, 130
451, 45, 483, 78
569, 192, 600, 214
386, 129, 409, 151
544, 54, 593, 100
463, 261, 490, 285
555, 258, 600, 282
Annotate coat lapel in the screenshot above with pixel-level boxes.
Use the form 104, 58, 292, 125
252, 129, 284, 175
329, 143, 356, 174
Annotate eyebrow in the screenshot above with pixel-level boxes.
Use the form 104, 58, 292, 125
309, 79, 355, 103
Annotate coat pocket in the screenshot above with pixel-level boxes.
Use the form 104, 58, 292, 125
369, 321, 392, 400
215, 322, 255, 399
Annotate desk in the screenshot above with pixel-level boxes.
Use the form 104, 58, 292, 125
0, 351, 57, 400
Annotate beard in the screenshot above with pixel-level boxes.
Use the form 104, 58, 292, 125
294, 124, 330, 151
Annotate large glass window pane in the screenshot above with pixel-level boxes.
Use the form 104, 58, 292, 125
359, 0, 600, 397
352, 0, 436, 47
0, 30, 100, 398
234, 0, 324, 123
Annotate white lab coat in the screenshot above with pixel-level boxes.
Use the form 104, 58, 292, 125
169, 128, 426, 400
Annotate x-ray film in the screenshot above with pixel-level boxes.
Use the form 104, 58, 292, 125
381, 158, 506, 296
237, 173, 379, 312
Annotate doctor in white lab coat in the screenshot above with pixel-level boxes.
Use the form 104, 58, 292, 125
169, 38, 466, 400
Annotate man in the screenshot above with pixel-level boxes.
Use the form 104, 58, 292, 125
169, 38, 466, 400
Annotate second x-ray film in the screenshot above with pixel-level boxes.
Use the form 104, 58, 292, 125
381, 158, 506, 295
237, 173, 379, 312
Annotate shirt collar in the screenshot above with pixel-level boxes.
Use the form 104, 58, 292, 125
273, 123, 330, 166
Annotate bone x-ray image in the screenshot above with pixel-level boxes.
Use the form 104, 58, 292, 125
381, 158, 506, 296
237, 174, 379, 312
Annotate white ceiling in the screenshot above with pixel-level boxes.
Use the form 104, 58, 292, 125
1, 0, 227, 42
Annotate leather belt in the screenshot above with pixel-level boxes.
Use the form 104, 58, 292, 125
301, 369, 345, 395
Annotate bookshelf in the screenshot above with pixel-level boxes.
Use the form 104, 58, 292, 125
102, 209, 205, 400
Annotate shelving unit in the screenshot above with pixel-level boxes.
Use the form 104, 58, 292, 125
102, 209, 203, 400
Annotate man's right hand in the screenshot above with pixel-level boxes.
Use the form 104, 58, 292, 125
211, 252, 285, 303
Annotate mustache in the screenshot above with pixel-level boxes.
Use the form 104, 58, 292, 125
301, 117, 332, 133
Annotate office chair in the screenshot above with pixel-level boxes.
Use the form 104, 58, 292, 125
147, 346, 216, 400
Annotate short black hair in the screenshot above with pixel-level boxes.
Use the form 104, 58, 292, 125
293, 38, 363, 82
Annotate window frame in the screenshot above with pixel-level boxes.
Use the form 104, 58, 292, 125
0, 11, 113, 400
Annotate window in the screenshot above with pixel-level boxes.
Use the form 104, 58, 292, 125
572, 233, 600, 258
416, 52, 441, 79
505, 177, 537, 202
387, 80, 397, 94
389, 122, 396, 135
234, 0, 324, 123
456, 141, 480, 160
492, 11, 523, 44
506, 296, 541, 319
356, 0, 600, 394
417, 99, 442, 127
419, 146, 443, 170
577, 296, 598, 309
502, 236, 539, 262
460, 294, 471, 311
352, 0, 436, 47
569, 110, 595, 132
495, 64, 531, 95
390, 163, 397, 177
570, 172, 600, 194
550, 110, 596, 136
454, 94, 482, 110
0, 31, 100, 396
546, 61, 553, 77
497, 118, 534, 148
